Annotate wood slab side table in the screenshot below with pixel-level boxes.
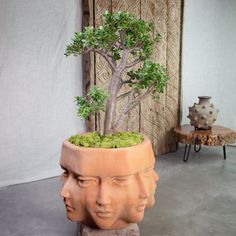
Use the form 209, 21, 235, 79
174, 125, 236, 162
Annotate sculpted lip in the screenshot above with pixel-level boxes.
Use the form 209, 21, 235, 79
65, 203, 75, 211
136, 204, 146, 212
96, 211, 114, 218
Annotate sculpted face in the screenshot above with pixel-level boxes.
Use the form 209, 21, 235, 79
60, 136, 159, 229
147, 169, 159, 208
121, 165, 159, 223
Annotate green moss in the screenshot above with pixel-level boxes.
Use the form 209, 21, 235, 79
68, 131, 143, 148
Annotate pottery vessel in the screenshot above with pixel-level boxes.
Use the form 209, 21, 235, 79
187, 96, 219, 130
60, 135, 158, 230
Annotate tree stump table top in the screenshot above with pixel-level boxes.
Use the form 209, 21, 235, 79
174, 125, 236, 146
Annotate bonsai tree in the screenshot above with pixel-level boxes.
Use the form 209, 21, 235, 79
65, 11, 169, 136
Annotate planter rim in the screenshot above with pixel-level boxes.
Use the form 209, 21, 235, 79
63, 133, 150, 152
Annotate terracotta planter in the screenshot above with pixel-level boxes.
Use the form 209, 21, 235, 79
187, 96, 219, 130
60, 135, 159, 230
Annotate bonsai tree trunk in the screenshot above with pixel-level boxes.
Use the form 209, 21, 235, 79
104, 69, 122, 134
103, 50, 130, 134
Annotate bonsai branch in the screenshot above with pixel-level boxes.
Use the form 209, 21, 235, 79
113, 86, 155, 131
118, 49, 129, 69
118, 31, 126, 48
117, 91, 132, 101
121, 79, 133, 85
84, 48, 116, 71
126, 58, 141, 69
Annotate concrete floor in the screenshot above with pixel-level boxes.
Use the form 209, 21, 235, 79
0, 145, 236, 236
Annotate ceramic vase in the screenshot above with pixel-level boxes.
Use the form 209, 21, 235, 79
187, 96, 219, 130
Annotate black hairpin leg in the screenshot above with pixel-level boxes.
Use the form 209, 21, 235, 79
183, 144, 191, 162
194, 144, 201, 152
223, 145, 226, 160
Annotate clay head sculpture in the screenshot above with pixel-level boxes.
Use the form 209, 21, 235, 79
60, 135, 159, 229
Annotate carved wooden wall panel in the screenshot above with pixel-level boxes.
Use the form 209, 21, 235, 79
140, 0, 168, 155
82, 0, 183, 155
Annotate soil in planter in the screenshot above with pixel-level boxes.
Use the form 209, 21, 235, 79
69, 131, 143, 148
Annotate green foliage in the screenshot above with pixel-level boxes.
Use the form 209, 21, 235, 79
75, 86, 108, 119
69, 131, 143, 148
127, 59, 170, 96
65, 10, 170, 135
65, 11, 156, 61
154, 33, 162, 43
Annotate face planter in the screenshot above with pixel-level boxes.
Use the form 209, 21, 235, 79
60, 135, 159, 230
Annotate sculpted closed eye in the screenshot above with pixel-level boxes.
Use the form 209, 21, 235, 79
111, 175, 134, 185
62, 171, 69, 177
142, 167, 153, 177
60, 166, 69, 178
77, 177, 98, 187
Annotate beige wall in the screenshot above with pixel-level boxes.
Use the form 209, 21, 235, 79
0, 0, 84, 187
182, 0, 236, 136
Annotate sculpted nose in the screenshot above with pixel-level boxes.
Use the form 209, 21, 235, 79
60, 188, 70, 198
96, 183, 111, 206
138, 175, 150, 199
60, 179, 71, 199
